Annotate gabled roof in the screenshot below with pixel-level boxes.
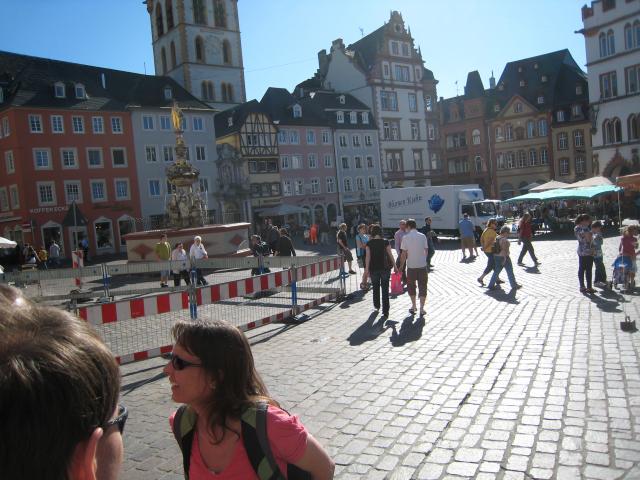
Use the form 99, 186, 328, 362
214, 99, 270, 137
347, 25, 387, 71
303, 91, 377, 129
0, 50, 210, 112
464, 71, 484, 99
260, 87, 327, 126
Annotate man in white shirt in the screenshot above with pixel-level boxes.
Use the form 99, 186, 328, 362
189, 235, 208, 285
398, 219, 429, 316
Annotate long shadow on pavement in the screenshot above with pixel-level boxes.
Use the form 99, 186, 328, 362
588, 288, 624, 313
339, 289, 368, 309
389, 316, 425, 347
484, 287, 521, 304
348, 312, 387, 346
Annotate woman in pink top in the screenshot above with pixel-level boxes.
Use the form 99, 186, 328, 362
619, 226, 640, 285
165, 319, 334, 479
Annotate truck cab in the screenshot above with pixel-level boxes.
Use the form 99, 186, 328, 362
459, 190, 499, 238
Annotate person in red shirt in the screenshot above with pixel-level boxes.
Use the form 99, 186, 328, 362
517, 213, 540, 267
619, 226, 640, 285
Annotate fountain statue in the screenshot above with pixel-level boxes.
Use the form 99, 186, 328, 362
165, 102, 207, 228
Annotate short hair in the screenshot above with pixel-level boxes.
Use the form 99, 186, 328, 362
425, 217, 431, 222
370, 224, 382, 237
406, 219, 417, 229
160, 233, 168, 239
194, 235, 202, 242
575, 214, 591, 226
173, 242, 183, 249
279, 228, 288, 236
463, 213, 469, 218
339, 223, 347, 230
399, 219, 407, 225
358, 223, 366, 231
251, 234, 261, 242
0, 304, 120, 479
591, 220, 602, 229
500, 225, 511, 234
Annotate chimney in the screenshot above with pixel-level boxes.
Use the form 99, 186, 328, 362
331, 39, 345, 52
318, 49, 328, 72
489, 71, 496, 89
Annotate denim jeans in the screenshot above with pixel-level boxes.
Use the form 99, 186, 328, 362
370, 270, 391, 314
488, 256, 516, 289
481, 252, 495, 276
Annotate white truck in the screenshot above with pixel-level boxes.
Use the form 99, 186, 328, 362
380, 185, 501, 238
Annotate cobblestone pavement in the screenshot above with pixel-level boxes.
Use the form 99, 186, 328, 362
118, 233, 640, 480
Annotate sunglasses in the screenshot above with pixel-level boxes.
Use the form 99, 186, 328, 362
104, 404, 128, 435
168, 352, 202, 371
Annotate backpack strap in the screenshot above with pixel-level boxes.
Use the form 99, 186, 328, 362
172, 405, 197, 480
241, 402, 283, 480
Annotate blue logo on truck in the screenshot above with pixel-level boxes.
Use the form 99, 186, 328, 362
428, 194, 445, 213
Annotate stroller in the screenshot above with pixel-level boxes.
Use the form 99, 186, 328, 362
611, 255, 635, 292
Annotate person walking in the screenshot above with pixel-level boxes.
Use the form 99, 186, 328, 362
189, 235, 209, 286
80, 236, 89, 263
355, 223, 370, 289
459, 213, 477, 259
165, 319, 335, 479
155, 233, 172, 288
337, 223, 356, 274
365, 224, 398, 318
487, 226, 521, 291
171, 242, 191, 287
275, 228, 296, 257
420, 217, 436, 270
398, 219, 428, 316
574, 214, 595, 293
477, 218, 503, 286
267, 224, 280, 255
309, 223, 318, 245
517, 213, 540, 267
48, 239, 61, 268
319, 222, 330, 246
591, 220, 607, 288
394, 219, 408, 282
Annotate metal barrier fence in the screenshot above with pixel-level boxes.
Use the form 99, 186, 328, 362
71, 256, 348, 364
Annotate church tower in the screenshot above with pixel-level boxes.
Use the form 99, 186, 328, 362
146, 0, 246, 111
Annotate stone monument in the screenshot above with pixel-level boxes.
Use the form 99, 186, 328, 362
165, 103, 207, 228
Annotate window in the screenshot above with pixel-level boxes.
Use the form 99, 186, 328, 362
528, 149, 538, 166
148, 180, 161, 197
289, 130, 299, 144
111, 117, 123, 134
383, 120, 401, 141
474, 155, 483, 173
394, 65, 410, 82
343, 178, 352, 192
213, 0, 226, 27
368, 176, 376, 190
495, 126, 503, 142
294, 180, 303, 195
5, 151, 14, 173
280, 155, 289, 169
308, 153, 317, 168
341, 156, 349, 169
600, 71, 618, 98
556, 111, 565, 122
310, 178, 320, 194
34, 149, 51, 169
72, 116, 84, 134
193, 0, 206, 24
538, 118, 548, 136
365, 134, 373, 146
221, 82, 234, 103
193, 117, 204, 131
201, 81, 215, 101
382, 63, 390, 78
51, 115, 64, 133
163, 145, 175, 163
337, 111, 344, 123
352, 135, 361, 147
115, 179, 130, 200
64, 181, 82, 204
161, 48, 168, 73
574, 130, 585, 147
86, 148, 103, 168
527, 121, 535, 138
111, 148, 126, 167
92, 116, 104, 134
540, 148, 549, 165
514, 102, 523, 113
575, 156, 586, 174
603, 118, 622, 144
9, 185, 19, 209
195, 145, 206, 161
413, 150, 424, 171
291, 155, 302, 169
277, 130, 287, 144
37, 182, 56, 205
391, 41, 399, 55
537, 96, 545, 105
576, 84, 583, 95
408, 93, 418, 112
141, 146, 156, 164
356, 177, 365, 191
558, 132, 568, 150
292, 105, 302, 118
74, 84, 85, 99
626, 64, 640, 94
411, 120, 420, 140
607, 29, 616, 56
445, 132, 466, 150
572, 105, 582, 118
157, 115, 170, 131
90, 181, 107, 202
472, 129, 481, 145
629, 114, 639, 140
0, 188, 8, 211
517, 150, 526, 168
29, 114, 43, 133
505, 124, 513, 141
321, 130, 330, 144
54, 82, 65, 98
339, 135, 348, 147
61, 148, 77, 168
380, 91, 398, 111
402, 43, 410, 57
354, 156, 362, 168
559, 158, 570, 176
448, 158, 470, 174
2, 117, 10, 137
142, 115, 154, 130
324, 154, 332, 168
386, 151, 403, 171
282, 180, 292, 196
222, 40, 232, 65
506, 152, 515, 169
362, 112, 369, 124
306, 130, 316, 144
326, 177, 336, 193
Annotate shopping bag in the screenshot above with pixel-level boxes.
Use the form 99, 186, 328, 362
390, 271, 403, 295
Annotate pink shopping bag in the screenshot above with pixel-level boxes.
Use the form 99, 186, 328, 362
390, 271, 403, 295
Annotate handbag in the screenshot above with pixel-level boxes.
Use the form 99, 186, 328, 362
390, 271, 403, 295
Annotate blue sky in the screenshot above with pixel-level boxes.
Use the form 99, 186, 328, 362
1, 0, 589, 101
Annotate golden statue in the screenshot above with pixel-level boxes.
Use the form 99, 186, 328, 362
171, 102, 184, 132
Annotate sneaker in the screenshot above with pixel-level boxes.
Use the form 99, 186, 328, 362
409, 307, 416, 314
420, 310, 426, 316
586, 288, 596, 294
517, 262, 525, 266
348, 270, 356, 274
580, 287, 587, 293
477, 277, 484, 286
513, 284, 523, 290
496, 279, 505, 284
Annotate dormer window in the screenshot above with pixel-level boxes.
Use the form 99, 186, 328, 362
349, 111, 357, 124
54, 82, 66, 98
519, 80, 526, 87
74, 83, 86, 99
394, 24, 401, 33
164, 86, 173, 100
498, 84, 504, 91
494, 103, 500, 112
576, 84, 583, 95
362, 112, 369, 124
557, 110, 565, 122
227, 117, 233, 127
541, 75, 548, 83
293, 104, 302, 118
514, 102, 523, 113
534, 63, 539, 70
518, 66, 523, 73
339, 95, 345, 105
537, 96, 545, 104
337, 111, 344, 123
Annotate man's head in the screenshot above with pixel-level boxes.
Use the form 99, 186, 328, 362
0, 303, 123, 480
463, 213, 469, 219
399, 219, 407, 231
406, 219, 417, 230
425, 217, 432, 224
160, 233, 168, 242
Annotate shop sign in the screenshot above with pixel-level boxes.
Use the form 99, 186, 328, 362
29, 206, 67, 214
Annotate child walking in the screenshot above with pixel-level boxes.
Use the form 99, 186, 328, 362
591, 221, 607, 288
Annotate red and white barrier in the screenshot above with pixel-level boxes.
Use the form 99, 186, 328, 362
72, 249, 84, 287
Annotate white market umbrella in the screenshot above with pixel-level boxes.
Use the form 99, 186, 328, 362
565, 176, 613, 189
0, 236, 17, 248
529, 180, 570, 192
